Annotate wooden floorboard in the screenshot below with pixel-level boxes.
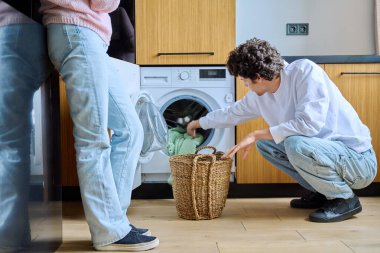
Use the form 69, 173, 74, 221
57, 198, 380, 253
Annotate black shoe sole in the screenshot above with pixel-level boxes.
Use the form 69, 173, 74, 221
309, 205, 362, 223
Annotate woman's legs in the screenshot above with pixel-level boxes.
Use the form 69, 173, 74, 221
47, 24, 130, 246
0, 23, 49, 250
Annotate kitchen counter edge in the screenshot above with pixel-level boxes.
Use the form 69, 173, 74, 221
283, 55, 380, 64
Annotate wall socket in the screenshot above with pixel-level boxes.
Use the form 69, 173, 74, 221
286, 23, 309, 35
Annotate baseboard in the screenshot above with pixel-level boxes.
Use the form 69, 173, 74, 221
62, 182, 380, 201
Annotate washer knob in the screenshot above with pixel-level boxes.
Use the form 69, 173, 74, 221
179, 71, 190, 80
225, 93, 234, 103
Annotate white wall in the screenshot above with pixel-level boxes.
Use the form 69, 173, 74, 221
236, 0, 376, 56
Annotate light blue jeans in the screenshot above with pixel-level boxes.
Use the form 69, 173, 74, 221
0, 23, 50, 251
256, 136, 377, 200
47, 24, 143, 246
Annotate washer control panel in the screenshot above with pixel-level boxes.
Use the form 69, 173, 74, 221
225, 93, 234, 103
141, 66, 234, 88
174, 67, 229, 82
178, 70, 191, 81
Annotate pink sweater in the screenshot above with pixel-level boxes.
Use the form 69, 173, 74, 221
0, 2, 35, 26
39, 0, 120, 44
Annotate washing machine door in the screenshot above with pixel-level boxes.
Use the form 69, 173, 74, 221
162, 95, 214, 148
134, 91, 168, 162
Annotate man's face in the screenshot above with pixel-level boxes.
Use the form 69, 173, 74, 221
240, 76, 269, 96
240, 75, 280, 96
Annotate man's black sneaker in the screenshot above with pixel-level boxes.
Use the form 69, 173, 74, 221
290, 191, 327, 209
309, 194, 362, 223
130, 224, 151, 236
94, 230, 159, 251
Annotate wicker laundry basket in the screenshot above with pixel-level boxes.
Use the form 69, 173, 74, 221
169, 146, 233, 220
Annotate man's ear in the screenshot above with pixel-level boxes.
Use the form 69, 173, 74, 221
255, 74, 262, 80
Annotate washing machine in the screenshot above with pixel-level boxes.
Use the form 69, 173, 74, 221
140, 66, 236, 183
110, 58, 168, 189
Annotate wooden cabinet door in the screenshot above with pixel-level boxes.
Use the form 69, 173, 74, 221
325, 64, 380, 182
59, 80, 79, 186
135, 0, 235, 65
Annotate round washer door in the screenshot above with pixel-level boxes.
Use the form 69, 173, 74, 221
161, 95, 214, 147
134, 91, 168, 159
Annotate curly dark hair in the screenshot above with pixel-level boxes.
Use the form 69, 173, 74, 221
226, 38, 284, 81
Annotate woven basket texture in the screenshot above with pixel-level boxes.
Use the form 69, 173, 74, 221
169, 146, 233, 220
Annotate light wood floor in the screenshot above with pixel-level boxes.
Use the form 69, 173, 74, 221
57, 197, 380, 253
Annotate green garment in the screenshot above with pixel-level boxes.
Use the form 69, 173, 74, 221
166, 126, 204, 155
166, 126, 204, 185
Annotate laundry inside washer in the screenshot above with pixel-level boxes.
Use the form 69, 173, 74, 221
163, 99, 211, 140
166, 126, 204, 156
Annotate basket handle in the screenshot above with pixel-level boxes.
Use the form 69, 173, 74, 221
207, 160, 214, 219
195, 146, 217, 154
191, 154, 216, 220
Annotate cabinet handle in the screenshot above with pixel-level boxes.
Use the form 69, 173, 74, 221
340, 72, 380, 75
157, 52, 215, 56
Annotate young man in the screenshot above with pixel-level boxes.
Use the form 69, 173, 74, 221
187, 38, 377, 223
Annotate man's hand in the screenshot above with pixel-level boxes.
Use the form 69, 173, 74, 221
186, 120, 201, 137
222, 132, 256, 160
221, 129, 273, 160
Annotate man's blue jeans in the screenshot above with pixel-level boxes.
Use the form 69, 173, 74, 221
256, 136, 377, 199
0, 23, 50, 251
47, 24, 144, 246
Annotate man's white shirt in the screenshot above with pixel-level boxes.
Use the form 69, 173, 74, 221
199, 59, 372, 153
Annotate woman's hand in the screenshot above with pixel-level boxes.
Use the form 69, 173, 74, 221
186, 120, 201, 137
222, 132, 256, 160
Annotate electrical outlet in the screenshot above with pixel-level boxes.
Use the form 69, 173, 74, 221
287, 24, 298, 35
286, 23, 309, 35
298, 23, 309, 35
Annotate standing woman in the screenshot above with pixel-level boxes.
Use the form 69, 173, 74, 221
39, 1, 159, 251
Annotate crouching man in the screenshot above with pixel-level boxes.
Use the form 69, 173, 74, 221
187, 38, 377, 222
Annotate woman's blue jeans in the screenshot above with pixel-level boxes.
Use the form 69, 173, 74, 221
256, 136, 377, 200
47, 24, 143, 246
0, 23, 50, 251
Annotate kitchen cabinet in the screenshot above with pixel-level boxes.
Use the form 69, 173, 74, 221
59, 80, 78, 186
325, 63, 380, 183
135, 0, 235, 65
